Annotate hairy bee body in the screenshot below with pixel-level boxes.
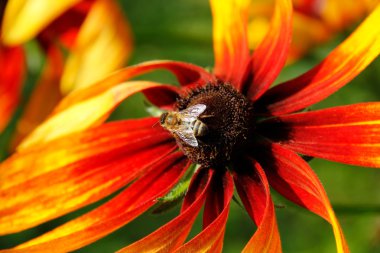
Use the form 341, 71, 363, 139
160, 104, 208, 147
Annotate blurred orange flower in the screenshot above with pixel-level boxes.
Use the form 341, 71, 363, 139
248, 0, 378, 63
0, 0, 133, 146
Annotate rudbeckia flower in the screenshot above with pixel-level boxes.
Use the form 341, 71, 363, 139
1, 0, 380, 252
248, 0, 378, 62
0, 0, 132, 146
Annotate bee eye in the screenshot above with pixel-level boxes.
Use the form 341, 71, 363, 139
160, 113, 167, 125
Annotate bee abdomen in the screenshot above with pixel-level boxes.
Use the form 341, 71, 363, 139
193, 120, 208, 137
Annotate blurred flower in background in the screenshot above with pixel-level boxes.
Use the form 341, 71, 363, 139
0, 0, 132, 148
249, 0, 378, 63
1, 0, 380, 252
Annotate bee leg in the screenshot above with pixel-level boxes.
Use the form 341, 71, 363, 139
200, 114, 214, 119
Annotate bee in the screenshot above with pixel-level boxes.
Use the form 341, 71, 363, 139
160, 104, 208, 147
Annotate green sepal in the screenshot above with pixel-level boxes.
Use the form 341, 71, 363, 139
144, 100, 165, 117
152, 164, 198, 214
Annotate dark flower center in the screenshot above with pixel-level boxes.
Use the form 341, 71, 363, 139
175, 83, 254, 167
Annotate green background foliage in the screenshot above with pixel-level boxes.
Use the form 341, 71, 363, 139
1, 0, 380, 252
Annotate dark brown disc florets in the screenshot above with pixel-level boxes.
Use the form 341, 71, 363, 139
175, 83, 254, 167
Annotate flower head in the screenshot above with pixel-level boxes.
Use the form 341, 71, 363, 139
1, 0, 380, 252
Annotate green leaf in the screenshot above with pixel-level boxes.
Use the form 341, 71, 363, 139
152, 164, 198, 214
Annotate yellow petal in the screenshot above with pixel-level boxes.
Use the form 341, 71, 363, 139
18, 81, 169, 150
2, 0, 81, 45
211, 0, 250, 87
60, 0, 133, 93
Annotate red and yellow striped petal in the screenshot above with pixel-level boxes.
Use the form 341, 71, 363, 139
258, 102, 380, 168
211, 0, 250, 89
255, 142, 349, 253
175, 169, 234, 253
118, 168, 213, 253
60, 0, 133, 93
54, 60, 213, 115
233, 159, 281, 253
247, 0, 292, 101
18, 80, 177, 150
4, 152, 188, 252
257, 3, 380, 115
0, 119, 175, 234
0, 45, 25, 133
1, 0, 83, 45
16, 60, 212, 149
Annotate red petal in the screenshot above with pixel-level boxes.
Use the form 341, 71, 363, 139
233, 159, 282, 252
117, 168, 213, 253
254, 141, 349, 253
8, 152, 188, 252
55, 60, 214, 113
258, 102, 380, 167
0, 45, 25, 132
246, 0, 293, 101
0, 118, 175, 234
175, 169, 234, 253
18, 80, 177, 150
257, 4, 380, 115
211, 0, 250, 89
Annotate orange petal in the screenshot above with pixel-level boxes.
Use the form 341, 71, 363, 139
233, 159, 282, 252
5, 152, 188, 252
257, 3, 380, 115
0, 45, 25, 133
258, 102, 380, 167
55, 60, 214, 114
211, 0, 250, 89
0, 119, 175, 234
247, 0, 292, 101
255, 142, 349, 253
1, 0, 82, 45
118, 168, 213, 253
60, 0, 133, 93
18, 80, 177, 150
16, 60, 213, 149
175, 169, 234, 253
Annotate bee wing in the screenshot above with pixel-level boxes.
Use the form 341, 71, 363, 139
179, 104, 206, 121
174, 128, 198, 147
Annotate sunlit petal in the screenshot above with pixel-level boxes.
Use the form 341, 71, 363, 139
257, 3, 380, 115
118, 168, 213, 253
254, 142, 349, 253
18, 80, 177, 150
0, 119, 175, 234
1, 0, 83, 45
211, 0, 250, 89
175, 169, 233, 253
4, 152, 188, 252
233, 159, 281, 253
258, 102, 380, 167
61, 0, 133, 93
54, 60, 214, 114
246, 0, 292, 101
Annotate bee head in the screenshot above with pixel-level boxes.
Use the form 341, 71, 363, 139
160, 112, 168, 125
